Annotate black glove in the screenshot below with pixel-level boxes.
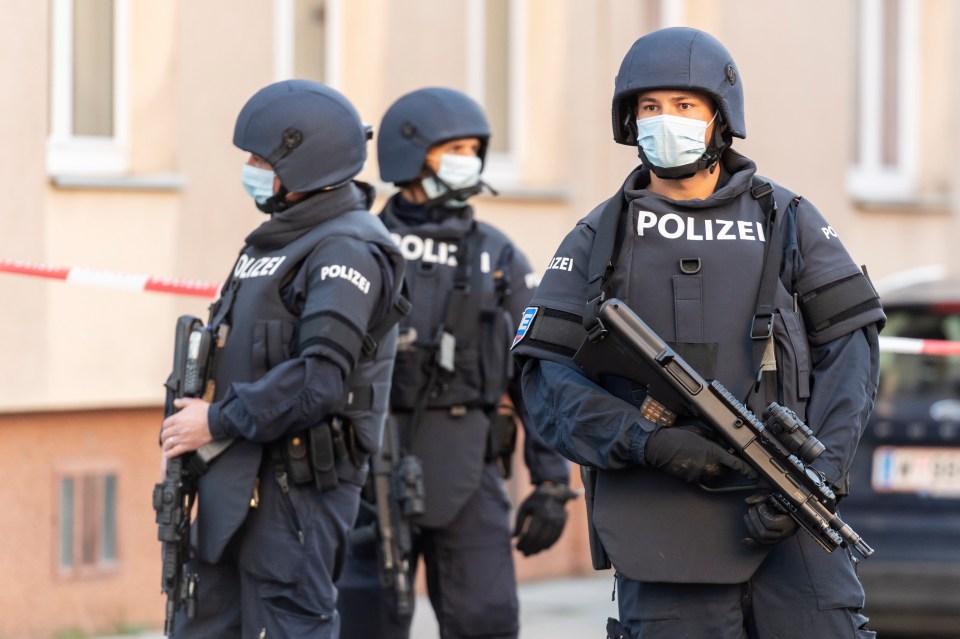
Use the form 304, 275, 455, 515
743, 492, 798, 546
513, 483, 580, 556
643, 426, 758, 485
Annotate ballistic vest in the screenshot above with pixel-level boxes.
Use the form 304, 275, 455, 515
381, 198, 517, 412
513, 156, 883, 583
195, 206, 404, 563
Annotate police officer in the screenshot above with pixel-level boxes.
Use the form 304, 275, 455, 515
512, 28, 885, 639
336, 87, 575, 639
158, 79, 406, 638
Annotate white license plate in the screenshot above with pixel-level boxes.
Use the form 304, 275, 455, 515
872, 446, 960, 496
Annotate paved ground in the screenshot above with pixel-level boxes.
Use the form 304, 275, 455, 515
98, 572, 619, 639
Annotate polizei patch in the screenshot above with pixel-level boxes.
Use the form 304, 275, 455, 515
636, 211, 766, 242
320, 264, 371, 294
512, 306, 538, 350
234, 255, 287, 279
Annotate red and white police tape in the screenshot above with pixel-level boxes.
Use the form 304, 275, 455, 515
879, 336, 960, 357
4, 256, 960, 355
0, 258, 219, 298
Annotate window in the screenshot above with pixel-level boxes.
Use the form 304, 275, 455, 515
58, 471, 118, 575
48, 0, 130, 175
275, 0, 341, 86
467, 0, 524, 184
848, 0, 919, 202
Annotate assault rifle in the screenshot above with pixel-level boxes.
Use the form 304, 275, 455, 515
350, 415, 425, 617
152, 316, 229, 636
574, 298, 873, 559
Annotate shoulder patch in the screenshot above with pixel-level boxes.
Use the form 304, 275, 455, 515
511, 306, 539, 350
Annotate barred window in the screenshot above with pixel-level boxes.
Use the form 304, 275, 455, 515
58, 471, 118, 575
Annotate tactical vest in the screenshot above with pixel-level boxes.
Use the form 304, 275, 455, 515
195, 207, 404, 563
514, 166, 883, 583
384, 208, 517, 413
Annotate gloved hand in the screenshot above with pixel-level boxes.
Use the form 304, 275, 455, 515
643, 426, 758, 485
513, 483, 580, 556
743, 492, 798, 546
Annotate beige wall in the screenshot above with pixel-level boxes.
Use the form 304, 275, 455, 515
6, 0, 954, 410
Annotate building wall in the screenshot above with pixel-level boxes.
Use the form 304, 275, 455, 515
0, 0, 957, 636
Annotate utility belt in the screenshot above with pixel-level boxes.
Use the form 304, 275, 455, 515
272, 417, 368, 492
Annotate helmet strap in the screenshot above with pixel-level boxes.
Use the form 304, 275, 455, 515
420, 166, 496, 210
256, 184, 291, 215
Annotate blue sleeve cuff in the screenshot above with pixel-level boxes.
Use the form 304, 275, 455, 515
207, 401, 233, 440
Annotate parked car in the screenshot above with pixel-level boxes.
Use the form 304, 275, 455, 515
841, 278, 960, 636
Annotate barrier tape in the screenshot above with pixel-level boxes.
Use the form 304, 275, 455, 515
4, 257, 960, 353
880, 336, 960, 357
0, 258, 219, 298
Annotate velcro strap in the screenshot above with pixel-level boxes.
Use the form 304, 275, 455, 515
530, 309, 586, 355
299, 310, 365, 366
800, 273, 880, 331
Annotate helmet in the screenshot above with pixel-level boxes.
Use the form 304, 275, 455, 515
377, 87, 491, 185
611, 27, 745, 146
233, 80, 370, 192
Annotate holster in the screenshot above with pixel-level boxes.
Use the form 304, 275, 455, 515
485, 410, 518, 479
580, 464, 612, 570
280, 418, 359, 492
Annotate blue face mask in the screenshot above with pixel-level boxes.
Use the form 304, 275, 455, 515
241, 164, 276, 204
635, 113, 716, 169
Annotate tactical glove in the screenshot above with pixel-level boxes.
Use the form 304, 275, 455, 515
513, 483, 580, 556
743, 492, 798, 546
643, 426, 758, 485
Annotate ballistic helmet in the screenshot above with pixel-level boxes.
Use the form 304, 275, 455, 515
233, 80, 370, 193
378, 87, 491, 185
612, 27, 745, 146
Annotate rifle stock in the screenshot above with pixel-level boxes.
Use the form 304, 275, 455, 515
575, 298, 873, 559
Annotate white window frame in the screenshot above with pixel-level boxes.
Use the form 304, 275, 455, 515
47, 0, 130, 176
466, 0, 525, 187
847, 0, 920, 202
274, 0, 342, 87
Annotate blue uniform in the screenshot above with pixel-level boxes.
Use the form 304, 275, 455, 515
338, 195, 568, 639
173, 183, 403, 639
513, 151, 884, 638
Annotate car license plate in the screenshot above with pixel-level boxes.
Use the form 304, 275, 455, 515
872, 446, 960, 496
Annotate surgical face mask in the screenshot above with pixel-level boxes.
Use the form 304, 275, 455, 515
242, 164, 276, 204
635, 113, 715, 169
422, 153, 483, 207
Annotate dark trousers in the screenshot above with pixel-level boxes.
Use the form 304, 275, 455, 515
171, 465, 362, 639
615, 529, 877, 638
338, 463, 520, 639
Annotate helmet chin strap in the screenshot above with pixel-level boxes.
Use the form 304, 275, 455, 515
639, 124, 729, 181
420, 167, 498, 211
256, 184, 291, 215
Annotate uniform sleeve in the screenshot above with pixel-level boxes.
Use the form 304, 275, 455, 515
805, 323, 881, 490
521, 358, 656, 470
209, 237, 391, 443
791, 198, 885, 345
500, 240, 572, 484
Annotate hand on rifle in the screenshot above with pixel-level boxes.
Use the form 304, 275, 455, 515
644, 425, 758, 485
161, 397, 213, 458
743, 492, 798, 546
